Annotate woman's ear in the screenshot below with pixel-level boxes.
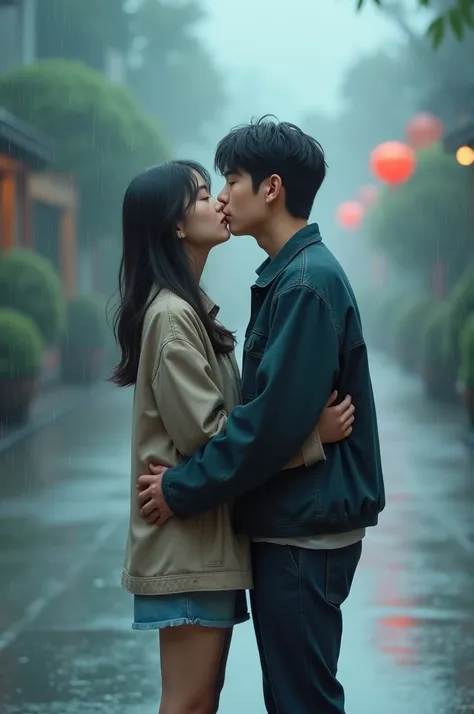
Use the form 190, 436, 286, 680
176, 222, 186, 239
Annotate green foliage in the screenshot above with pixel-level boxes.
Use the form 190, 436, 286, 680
35, 0, 225, 146
0, 309, 44, 380
129, 0, 226, 145
446, 267, 474, 363
419, 299, 457, 400
366, 147, 471, 287
64, 294, 107, 351
36, 0, 130, 71
459, 312, 474, 388
0, 60, 169, 241
354, 0, 474, 46
391, 295, 436, 371
0, 249, 65, 345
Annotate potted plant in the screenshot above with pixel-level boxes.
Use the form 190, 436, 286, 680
419, 302, 457, 401
459, 313, 474, 431
0, 309, 44, 427
61, 294, 107, 385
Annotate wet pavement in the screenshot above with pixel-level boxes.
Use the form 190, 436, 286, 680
0, 352, 473, 714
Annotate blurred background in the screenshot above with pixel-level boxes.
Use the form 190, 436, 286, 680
0, 1, 473, 713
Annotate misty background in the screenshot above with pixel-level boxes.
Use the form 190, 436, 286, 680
0, 1, 473, 713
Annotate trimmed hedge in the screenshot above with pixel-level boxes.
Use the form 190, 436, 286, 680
0, 308, 44, 380
0, 249, 65, 345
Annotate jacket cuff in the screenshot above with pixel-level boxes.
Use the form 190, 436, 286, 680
161, 468, 187, 519
312, 428, 326, 463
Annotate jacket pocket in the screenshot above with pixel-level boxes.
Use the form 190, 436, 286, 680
201, 507, 225, 568
325, 541, 362, 605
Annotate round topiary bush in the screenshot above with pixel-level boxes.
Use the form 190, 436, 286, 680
419, 302, 457, 401
62, 294, 107, 384
0, 308, 44, 426
391, 295, 436, 372
0, 249, 65, 345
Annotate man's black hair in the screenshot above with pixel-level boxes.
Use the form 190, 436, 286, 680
214, 115, 327, 219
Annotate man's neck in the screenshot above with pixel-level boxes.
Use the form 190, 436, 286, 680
255, 216, 309, 258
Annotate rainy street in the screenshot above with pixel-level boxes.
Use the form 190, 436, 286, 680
1, 1, 474, 712
0, 353, 472, 714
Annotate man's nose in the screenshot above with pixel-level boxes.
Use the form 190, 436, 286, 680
217, 187, 229, 205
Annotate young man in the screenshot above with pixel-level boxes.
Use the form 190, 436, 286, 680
138, 117, 385, 713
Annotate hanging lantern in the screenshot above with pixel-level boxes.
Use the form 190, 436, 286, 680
336, 201, 364, 231
406, 113, 444, 149
358, 184, 379, 209
370, 142, 416, 186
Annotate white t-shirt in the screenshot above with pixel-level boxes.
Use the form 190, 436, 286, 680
253, 529, 365, 550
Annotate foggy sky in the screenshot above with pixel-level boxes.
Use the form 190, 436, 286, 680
198, 0, 401, 119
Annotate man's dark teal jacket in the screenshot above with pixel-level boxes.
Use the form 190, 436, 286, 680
162, 223, 385, 537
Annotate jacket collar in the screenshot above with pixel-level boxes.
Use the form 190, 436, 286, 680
255, 223, 322, 288
201, 291, 220, 319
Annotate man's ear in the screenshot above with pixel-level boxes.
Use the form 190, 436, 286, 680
265, 174, 283, 204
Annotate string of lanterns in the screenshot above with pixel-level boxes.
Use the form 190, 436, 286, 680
336, 112, 448, 231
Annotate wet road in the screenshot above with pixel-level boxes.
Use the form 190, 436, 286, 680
0, 354, 473, 714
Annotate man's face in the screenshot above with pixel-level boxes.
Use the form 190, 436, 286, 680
217, 170, 268, 237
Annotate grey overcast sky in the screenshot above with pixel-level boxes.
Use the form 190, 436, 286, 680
197, 0, 403, 119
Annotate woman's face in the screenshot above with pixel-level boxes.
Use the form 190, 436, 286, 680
178, 171, 230, 250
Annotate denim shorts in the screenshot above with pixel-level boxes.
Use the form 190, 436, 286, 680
133, 589, 250, 630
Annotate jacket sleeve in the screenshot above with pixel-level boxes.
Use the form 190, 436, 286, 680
162, 284, 339, 517
152, 337, 227, 458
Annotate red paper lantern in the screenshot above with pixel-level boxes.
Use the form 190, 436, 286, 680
370, 142, 416, 186
358, 184, 379, 208
406, 113, 443, 149
336, 201, 364, 231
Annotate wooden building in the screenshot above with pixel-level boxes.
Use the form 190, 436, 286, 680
0, 107, 78, 297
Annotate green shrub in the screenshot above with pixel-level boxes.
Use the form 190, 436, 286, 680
419, 302, 457, 400
366, 146, 471, 288
0, 308, 44, 380
391, 295, 436, 371
0, 60, 169, 241
0, 249, 65, 345
446, 268, 474, 364
459, 313, 474, 390
63, 294, 107, 351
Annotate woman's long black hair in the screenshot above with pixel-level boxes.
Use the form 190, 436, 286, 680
111, 160, 235, 387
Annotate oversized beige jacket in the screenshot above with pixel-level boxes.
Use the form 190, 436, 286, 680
121, 289, 325, 595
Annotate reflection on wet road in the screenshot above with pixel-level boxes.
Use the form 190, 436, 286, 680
0, 353, 472, 713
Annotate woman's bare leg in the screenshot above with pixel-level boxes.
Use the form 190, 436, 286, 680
159, 625, 233, 714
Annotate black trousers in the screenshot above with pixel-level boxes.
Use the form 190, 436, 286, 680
250, 540, 362, 714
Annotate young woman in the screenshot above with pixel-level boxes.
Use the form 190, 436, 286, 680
112, 160, 355, 714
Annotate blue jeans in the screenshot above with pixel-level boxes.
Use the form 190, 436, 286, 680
250, 540, 362, 714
